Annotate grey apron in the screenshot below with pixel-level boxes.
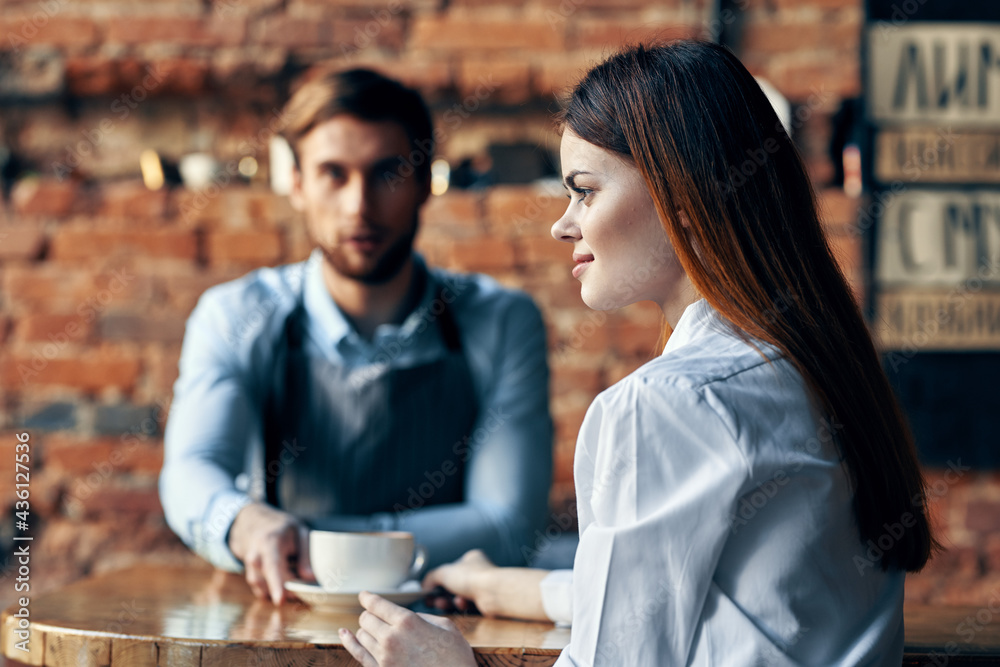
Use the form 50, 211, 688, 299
261, 271, 479, 518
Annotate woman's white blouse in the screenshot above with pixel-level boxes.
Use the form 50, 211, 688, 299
549, 299, 904, 666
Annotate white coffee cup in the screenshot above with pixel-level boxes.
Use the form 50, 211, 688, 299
309, 530, 427, 592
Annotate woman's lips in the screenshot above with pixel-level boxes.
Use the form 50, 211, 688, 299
572, 254, 594, 279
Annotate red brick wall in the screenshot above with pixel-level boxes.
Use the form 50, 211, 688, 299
0, 0, 987, 609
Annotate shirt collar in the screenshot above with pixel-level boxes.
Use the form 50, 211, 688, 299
662, 298, 720, 356
302, 248, 438, 352
662, 298, 784, 361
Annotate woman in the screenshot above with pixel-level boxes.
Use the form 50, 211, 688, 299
338, 40, 936, 666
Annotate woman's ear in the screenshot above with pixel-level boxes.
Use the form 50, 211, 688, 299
677, 210, 692, 228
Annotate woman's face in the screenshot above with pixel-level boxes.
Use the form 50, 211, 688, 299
551, 130, 684, 312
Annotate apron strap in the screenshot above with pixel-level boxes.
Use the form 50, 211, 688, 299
435, 283, 462, 352
263, 300, 305, 507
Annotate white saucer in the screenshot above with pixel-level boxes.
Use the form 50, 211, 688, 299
284, 580, 424, 613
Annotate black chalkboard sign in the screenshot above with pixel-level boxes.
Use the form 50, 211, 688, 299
864, 1, 1000, 467
868, 0, 1000, 23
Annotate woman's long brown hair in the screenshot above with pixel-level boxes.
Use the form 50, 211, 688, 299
562, 41, 936, 572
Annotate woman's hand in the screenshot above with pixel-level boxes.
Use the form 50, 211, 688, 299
338, 591, 476, 667
422, 549, 551, 621
422, 549, 498, 614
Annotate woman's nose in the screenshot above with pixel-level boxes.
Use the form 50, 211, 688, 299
551, 207, 579, 243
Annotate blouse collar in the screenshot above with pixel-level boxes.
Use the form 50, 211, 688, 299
662, 298, 784, 362
662, 298, 720, 356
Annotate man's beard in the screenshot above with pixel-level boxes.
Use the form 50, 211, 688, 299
310, 214, 419, 286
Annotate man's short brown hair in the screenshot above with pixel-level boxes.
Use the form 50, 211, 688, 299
280, 66, 434, 182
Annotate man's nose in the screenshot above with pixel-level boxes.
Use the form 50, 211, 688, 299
342, 175, 373, 218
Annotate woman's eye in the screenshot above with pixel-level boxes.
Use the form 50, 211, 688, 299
568, 188, 592, 203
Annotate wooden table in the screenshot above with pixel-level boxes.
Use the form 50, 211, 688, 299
1, 566, 567, 666
902, 605, 1000, 666
3, 565, 1000, 666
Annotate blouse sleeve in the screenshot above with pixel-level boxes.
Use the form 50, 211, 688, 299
539, 569, 574, 626
561, 377, 751, 666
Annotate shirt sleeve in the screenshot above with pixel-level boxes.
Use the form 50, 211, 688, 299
562, 377, 750, 666
540, 569, 574, 625
310, 293, 554, 570
158, 291, 258, 572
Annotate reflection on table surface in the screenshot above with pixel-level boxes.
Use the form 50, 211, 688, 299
0, 564, 569, 667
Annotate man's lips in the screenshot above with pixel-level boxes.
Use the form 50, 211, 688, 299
344, 231, 384, 253
572, 253, 594, 279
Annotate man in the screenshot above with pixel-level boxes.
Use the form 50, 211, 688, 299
159, 67, 553, 604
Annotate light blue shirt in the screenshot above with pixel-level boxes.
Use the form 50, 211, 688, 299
549, 298, 904, 666
160, 250, 553, 573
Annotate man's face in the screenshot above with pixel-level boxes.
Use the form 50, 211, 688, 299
290, 115, 430, 284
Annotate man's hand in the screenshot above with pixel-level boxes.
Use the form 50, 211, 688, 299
228, 502, 314, 604
339, 591, 476, 667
